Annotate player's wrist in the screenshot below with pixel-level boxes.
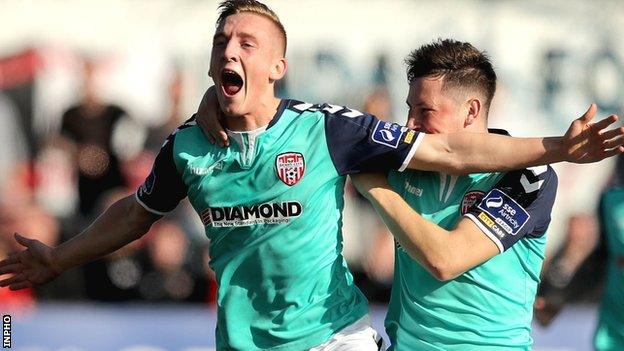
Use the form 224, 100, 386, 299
543, 136, 567, 163
48, 246, 66, 277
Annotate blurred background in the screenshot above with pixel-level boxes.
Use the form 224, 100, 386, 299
0, 0, 623, 350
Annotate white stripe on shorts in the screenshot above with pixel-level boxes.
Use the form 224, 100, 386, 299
308, 315, 385, 351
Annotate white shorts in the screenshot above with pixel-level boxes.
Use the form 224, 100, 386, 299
308, 315, 385, 351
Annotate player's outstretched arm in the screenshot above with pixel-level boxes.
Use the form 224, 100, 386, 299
0, 195, 159, 290
409, 104, 624, 174
352, 173, 502, 281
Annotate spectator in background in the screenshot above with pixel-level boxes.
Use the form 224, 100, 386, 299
362, 86, 393, 123
75, 67, 213, 303
534, 214, 600, 324
140, 220, 212, 303
58, 58, 131, 217
80, 189, 147, 301
144, 68, 186, 153
0, 93, 27, 191
535, 154, 624, 351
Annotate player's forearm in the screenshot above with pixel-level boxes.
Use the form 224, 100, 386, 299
410, 133, 563, 175
52, 195, 157, 272
364, 187, 461, 280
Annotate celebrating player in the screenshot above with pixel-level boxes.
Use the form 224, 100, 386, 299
351, 39, 559, 350
2, 1, 624, 350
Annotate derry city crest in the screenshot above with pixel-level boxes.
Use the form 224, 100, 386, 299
276, 152, 305, 186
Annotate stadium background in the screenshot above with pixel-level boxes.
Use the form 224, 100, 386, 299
0, 0, 623, 350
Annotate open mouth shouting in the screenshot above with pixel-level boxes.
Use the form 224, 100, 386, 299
221, 69, 244, 97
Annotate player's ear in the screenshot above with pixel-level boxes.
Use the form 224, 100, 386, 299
269, 58, 287, 82
464, 98, 481, 127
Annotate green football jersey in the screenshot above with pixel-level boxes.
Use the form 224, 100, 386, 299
386, 160, 557, 350
594, 187, 624, 351
136, 99, 422, 350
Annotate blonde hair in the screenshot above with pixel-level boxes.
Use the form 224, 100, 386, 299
217, 0, 287, 55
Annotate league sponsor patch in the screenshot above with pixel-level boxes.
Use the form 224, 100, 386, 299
477, 189, 530, 236
276, 152, 305, 186
371, 120, 404, 148
461, 190, 485, 215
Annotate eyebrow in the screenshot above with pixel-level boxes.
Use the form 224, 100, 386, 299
212, 31, 258, 41
406, 100, 429, 109
238, 32, 258, 41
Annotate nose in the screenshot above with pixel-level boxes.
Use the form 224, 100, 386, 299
223, 40, 239, 63
406, 117, 421, 130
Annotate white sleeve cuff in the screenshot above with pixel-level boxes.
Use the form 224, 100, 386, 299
398, 133, 425, 172
134, 192, 168, 216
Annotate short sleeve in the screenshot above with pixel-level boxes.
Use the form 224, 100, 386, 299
465, 165, 558, 253
321, 104, 424, 175
135, 131, 189, 215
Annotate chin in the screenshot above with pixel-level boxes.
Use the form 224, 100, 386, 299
216, 95, 242, 117
220, 102, 246, 117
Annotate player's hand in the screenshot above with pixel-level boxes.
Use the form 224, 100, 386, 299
196, 86, 229, 147
533, 296, 564, 327
350, 173, 391, 198
563, 104, 624, 163
0, 233, 62, 290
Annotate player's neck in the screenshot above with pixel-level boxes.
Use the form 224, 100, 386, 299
224, 97, 281, 131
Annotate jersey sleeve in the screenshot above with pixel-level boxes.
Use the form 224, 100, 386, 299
321, 104, 424, 175
464, 165, 558, 253
135, 131, 188, 215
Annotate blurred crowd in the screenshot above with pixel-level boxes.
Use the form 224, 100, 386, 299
0, 56, 217, 308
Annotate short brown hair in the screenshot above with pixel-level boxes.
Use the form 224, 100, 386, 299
406, 39, 497, 113
217, 0, 287, 55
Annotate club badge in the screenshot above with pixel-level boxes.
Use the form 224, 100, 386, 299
276, 152, 305, 186
461, 190, 485, 215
